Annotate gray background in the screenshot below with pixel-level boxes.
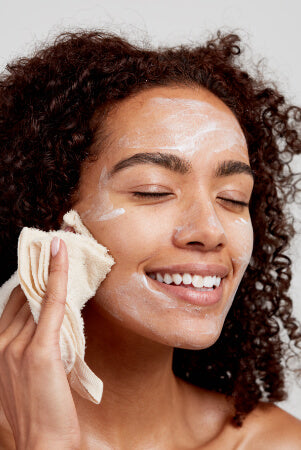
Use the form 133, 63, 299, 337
0, 0, 300, 419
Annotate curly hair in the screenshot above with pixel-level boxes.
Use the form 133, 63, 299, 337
0, 29, 300, 427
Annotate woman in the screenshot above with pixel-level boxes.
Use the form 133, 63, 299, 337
0, 30, 300, 449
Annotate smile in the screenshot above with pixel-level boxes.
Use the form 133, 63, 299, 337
145, 272, 224, 306
146, 272, 221, 289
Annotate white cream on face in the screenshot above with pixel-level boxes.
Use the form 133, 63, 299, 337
79, 90, 254, 350
230, 217, 253, 274
117, 97, 247, 158
170, 211, 253, 338
175, 208, 225, 235
95, 212, 251, 349
81, 166, 125, 222
98, 270, 226, 348
235, 217, 249, 225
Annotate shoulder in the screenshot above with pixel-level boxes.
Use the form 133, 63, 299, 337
178, 381, 301, 449
244, 403, 301, 449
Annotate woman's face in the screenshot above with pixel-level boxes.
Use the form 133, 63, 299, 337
73, 85, 254, 349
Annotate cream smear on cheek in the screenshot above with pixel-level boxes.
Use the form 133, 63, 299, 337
93, 196, 251, 347
230, 217, 253, 305
231, 217, 253, 267
174, 210, 253, 313
93, 210, 252, 347
76, 166, 212, 338
81, 97, 251, 346
81, 166, 125, 222
117, 97, 247, 158
98, 206, 231, 348
100, 272, 223, 348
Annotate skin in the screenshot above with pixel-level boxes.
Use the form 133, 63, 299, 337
72, 85, 256, 448
75, 87, 254, 349
67, 86, 301, 448
1, 85, 300, 449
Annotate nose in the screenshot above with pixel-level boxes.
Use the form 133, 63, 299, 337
173, 201, 227, 252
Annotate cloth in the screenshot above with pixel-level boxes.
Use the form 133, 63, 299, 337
0, 210, 115, 404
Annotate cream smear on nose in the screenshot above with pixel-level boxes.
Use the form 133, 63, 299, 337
174, 200, 226, 244
117, 97, 247, 158
177, 205, 224, 230
81, 166, 125, 222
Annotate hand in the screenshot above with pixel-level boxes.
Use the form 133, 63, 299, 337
0, 237, 81, 449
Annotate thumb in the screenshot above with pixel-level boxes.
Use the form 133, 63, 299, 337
35, 236, 69, 344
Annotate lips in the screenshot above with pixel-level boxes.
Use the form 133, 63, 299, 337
144, 263, 229, 278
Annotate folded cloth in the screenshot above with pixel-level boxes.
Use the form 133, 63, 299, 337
0, 209, 115, 404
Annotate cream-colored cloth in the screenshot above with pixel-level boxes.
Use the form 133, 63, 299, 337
0, 210, 115, 404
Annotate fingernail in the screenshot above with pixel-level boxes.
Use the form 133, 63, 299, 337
51, 237, 60, 257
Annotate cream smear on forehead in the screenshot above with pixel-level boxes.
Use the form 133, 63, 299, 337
81, 166, 125, 222
117, 97, 247, 158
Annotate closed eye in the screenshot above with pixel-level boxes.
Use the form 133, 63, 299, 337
132, 193, 249, 212
132, 192, 171, 198
217, 197, 249, 212
217, 198, 249, 207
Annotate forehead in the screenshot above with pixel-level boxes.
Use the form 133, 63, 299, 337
104, 86, 248, 162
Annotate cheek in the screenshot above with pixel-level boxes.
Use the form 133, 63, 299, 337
78, 167, 126, 222
95, 268, 227, 349
228, 218, 253, 276
83, 206, 175, 268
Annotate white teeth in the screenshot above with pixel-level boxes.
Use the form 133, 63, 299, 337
182, 273, 192, 285
151, 272, 222, 288
157, 273, 164, 282
203, 276, 214, 288
191, 275, 204, 288
172, 273, 182, 285
163, 273, 173, 284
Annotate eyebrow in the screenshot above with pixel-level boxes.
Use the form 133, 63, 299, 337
107, 152, 255, 180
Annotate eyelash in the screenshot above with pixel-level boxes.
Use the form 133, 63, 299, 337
133, 192, 169, 198
132, 192, 249, 208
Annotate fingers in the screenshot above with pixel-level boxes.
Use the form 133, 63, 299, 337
13, 313, 37, 351
0, 286, 27, 334
0, 313, 37, 362
34, 237, 69, 345
0, 302, 32, 342
0, 236, 69, 356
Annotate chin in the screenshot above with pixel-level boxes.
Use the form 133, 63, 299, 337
173, 334, 221, 350
149, 325, 222, 350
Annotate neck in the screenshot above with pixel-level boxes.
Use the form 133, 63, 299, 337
73, 299, 193, 448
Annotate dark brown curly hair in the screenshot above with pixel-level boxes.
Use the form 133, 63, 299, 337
0, 29, 301, 427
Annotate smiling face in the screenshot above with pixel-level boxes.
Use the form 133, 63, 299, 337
73, 85, 254, 350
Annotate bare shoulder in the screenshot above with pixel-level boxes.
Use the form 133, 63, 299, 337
177, 381, 301, 449
244, 402, 301, 450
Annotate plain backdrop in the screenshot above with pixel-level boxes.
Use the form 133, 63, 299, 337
0, 0, 300, 419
